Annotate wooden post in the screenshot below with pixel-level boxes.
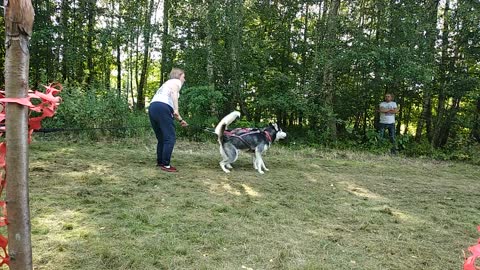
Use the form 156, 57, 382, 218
4, 0, 35, 269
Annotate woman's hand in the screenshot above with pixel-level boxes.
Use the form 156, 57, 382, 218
173, 110, 180, 119
180, 120, 188, 127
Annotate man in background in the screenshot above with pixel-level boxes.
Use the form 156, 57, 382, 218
379, 93, 399, 154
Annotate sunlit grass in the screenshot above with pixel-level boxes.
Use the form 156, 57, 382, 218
20, 137, 480, 269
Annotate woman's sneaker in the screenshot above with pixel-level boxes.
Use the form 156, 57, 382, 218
160, 165, 177, 172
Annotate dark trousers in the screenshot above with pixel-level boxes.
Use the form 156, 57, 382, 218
149, 102, 176, 166
379, 123, 396, 144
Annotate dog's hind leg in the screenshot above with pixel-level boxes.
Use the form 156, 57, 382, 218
219, 146, 231, 173
220, 144, 238, 173
257, 153, 269, 172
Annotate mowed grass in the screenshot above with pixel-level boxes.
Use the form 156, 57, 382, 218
17, 137, 480, 269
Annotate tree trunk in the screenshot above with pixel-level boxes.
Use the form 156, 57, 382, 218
4, 0, 35, 268
205, 0, 215, 87
128, 39, 136, 108
101, 39, 110, 90
160, 0, 170, 84
321, 0, 341, 141
472, 97, 480, 142
116, 41, 121, 97
301, 2, 309, 90
44, 0, 53, 82
432, 0, 450, 148
135, 32, 140, 93
60, 0, 69, 82
440, 97, 461, 146
86, 0, 95, 86
229, 0, 245, 116
136, 0, 155, 111
416, 0, 439, 142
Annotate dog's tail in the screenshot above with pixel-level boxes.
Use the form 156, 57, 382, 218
214, 111, 241, 142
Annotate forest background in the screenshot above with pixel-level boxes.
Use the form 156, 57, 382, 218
2, 0, 479, 162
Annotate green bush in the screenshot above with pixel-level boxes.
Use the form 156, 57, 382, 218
42, 87, 150, 139
401, 137, 480, 165
176, 86, 226, 141
36, 85, 480, 166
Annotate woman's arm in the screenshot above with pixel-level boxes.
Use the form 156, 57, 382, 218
171, 84, 188, 126
171, 85, 181, 120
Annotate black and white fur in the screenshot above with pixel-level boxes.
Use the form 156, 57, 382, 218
214, 111, 287, 174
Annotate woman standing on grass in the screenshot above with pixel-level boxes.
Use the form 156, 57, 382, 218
148, 68, 188, 172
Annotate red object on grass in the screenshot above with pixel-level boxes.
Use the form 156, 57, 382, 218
464, 226, 480, 270
0, 235, 9, 266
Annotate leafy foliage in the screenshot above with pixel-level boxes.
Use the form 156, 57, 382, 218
42, 87, 150, 139
176, 86, 226, 141
8, 0, 478, 159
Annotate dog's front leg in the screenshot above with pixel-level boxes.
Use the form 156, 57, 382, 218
252, 155, 258, 170
256, 147, 269, 172
260, 158, 269, 171
254, 150, 264, 174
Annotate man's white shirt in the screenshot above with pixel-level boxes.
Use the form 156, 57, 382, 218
379, 101, 397, 124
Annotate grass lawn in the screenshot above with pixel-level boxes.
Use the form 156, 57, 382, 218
13, 137, 480, 269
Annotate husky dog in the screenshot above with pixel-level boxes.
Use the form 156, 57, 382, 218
214, 111, 287, 174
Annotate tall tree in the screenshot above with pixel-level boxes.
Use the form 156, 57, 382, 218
59, 0, 70, 82
431, 0, 450, 147
4, 0, 35, 268
321, 0, 341, 141
115, 1, 122, 97
473, 97, 480, 142
136, 0, 156, 110
160, 0, 170, 84
13, 0, 480, 150
86, 0, 96, 86
226, 0, 245, 114
415, 0, 440, 142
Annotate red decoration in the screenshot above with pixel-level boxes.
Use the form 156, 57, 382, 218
0, 83, 62, 266
465, 226, 480, 270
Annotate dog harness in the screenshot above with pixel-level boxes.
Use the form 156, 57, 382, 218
224, 128, 273, 149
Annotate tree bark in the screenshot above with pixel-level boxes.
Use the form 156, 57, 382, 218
432, 0, 450, 148
205, 0, 215, 87
160, 0, 170, 84
301, 2, 309, 90
472, 97, 480, 142
4, 0, 35, 268
60, 0, 69, 82
136, 0, 155, 111
321, 0, 341, 141
415, 0, 439, 142
229, 0, 246, 116
86, 0, 96, 86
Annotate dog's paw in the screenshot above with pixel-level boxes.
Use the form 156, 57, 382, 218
258, 170, 264, 174
220, 166, 231, 173
226, 164, 233, 169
